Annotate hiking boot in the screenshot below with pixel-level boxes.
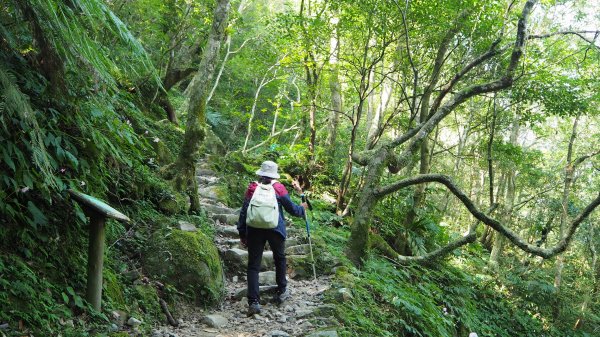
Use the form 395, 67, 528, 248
247, 302, 261, 316
273, 288, 291, 305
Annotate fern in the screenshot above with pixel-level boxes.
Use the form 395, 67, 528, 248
21, 0, 160, 89
0, 64, 59, 191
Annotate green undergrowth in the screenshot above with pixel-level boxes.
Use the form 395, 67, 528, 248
300, 202, 595, 337
324, 252, 597, 337
330, 257, 552, 337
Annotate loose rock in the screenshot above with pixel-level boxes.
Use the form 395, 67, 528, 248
201, 314, 228, 328
127, 317, 142, 327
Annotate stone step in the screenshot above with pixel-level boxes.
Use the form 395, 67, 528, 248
216, 225, 239, 238
285, 244, 310, 255
259, 271, 277, 285
233, 285, 278, 301
222, 248, 274, 273
285, 238, 301, 247
197, 175, 219, 186
196, 168, 217, 177
221, 238, 242, 248
212, 213, 239, 226
200, 198, 221, 207
204, 204, 239, 216
198, 185, 220, 200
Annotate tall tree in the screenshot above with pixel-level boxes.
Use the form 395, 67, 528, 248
171, 0, 231, 213
345, 0, 597, 266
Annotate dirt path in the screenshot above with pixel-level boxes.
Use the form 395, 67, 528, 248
153, 162, 339, 337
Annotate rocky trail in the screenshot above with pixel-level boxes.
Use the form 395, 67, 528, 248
152, 162, 341, 337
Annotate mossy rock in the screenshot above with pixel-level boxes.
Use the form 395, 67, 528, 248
103, 269, 126, 309
333, 266, 357, 285
157, 193, 186, 215
143, 230, 224, 305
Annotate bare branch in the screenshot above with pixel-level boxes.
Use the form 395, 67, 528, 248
375, 174, 600, 259
529, 30, 600, 50
573, 149, 600, 168
245, 123, 300, 153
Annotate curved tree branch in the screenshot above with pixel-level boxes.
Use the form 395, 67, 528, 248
375, 174, 600, 259
529, 30, 600, 50
384, 0, 536, 174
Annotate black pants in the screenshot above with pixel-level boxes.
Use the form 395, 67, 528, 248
247, 228, 286, 304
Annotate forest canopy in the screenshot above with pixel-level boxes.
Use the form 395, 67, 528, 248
1, 0, 599, 336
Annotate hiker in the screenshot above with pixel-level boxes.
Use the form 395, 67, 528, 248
236, 160, 307, 316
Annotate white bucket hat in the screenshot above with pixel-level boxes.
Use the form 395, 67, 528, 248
256, 160, 280, 179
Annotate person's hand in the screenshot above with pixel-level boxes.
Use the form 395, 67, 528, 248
291, 179, 303, 195
301, 202, 309, 210
240, 237, 248, 247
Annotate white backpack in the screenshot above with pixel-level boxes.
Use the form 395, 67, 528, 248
246, 181, 279, 229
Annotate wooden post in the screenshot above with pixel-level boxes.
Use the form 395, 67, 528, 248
68, 189, 130, 312
86, 212, 106, 311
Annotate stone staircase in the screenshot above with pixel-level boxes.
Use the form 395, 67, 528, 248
154, 161, 340, 337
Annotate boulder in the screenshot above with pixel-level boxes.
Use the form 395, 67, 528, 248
223, 239, 242, 248
143, 230, 224, 305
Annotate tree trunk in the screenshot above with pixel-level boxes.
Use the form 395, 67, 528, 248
242, 58, 282, 153
573, 223, 597, 329
346, 147, 387, 265
489, 111, 520, 270
365, 67, 376, 150
325, 17, 342, 151
554, 115, 580, 318
18, 1, 66, 94
173, 0, 230, 213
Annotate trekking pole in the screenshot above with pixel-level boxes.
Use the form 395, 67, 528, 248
301, 194, 317, 281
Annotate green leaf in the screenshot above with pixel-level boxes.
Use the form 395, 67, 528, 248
74, 295, 84, 308
62, 292, 69, 303
64, 150, 79, 168
2, 149, 15, 172
27, 201, 48, 226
